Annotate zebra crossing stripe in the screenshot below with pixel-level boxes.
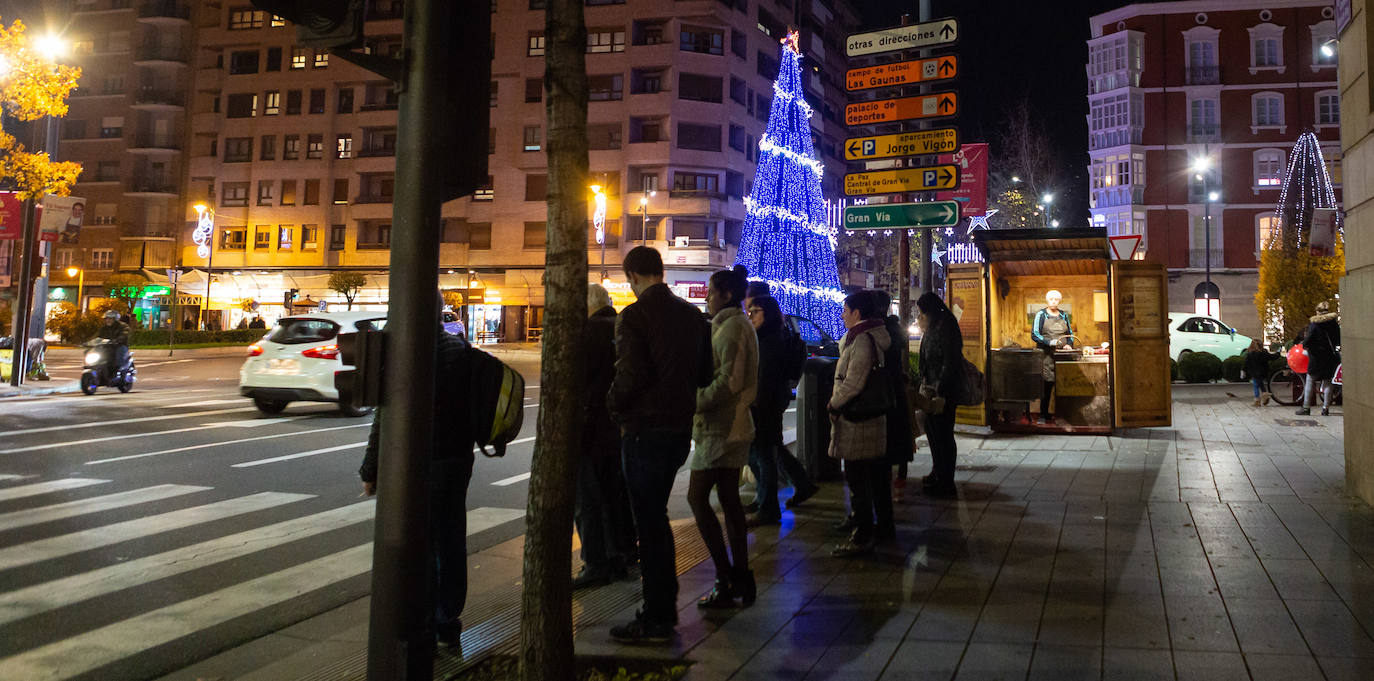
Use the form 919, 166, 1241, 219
0, 499, 371, 626
0, 475, 30, 483
0, 485, 210, 533
0, 479, 110, 503
231, 442, 367, 468
0, 491, 313, 572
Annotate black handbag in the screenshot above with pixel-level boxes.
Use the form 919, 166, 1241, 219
841, 333, 895, 422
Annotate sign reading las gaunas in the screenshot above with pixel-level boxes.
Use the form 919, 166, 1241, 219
846, 55, 957, 92
845, 92, 957, 126
846, 19, 959, 58
845, 128, 959, 161
844, 165, 961, 196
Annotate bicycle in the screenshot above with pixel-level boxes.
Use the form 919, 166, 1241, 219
1267, 364, 1343, 408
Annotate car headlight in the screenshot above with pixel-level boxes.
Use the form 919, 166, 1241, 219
85, 352, 101, 364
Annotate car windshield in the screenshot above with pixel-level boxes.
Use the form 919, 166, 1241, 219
789, 316, 827, 344
267, 318, 339, 344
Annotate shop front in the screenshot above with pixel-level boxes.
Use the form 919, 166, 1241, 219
949, 228, 1171, 433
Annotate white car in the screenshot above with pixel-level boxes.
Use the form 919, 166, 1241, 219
1168, 312, 1252, 361
239, 311, 386, 416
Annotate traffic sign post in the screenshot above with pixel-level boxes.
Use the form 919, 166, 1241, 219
845, 55, 957, 91
845, 18, 958, 57
844, 128, 959, 161
842, 201, 961, 231
844, 165, 960, 196
845, 92, 957, 126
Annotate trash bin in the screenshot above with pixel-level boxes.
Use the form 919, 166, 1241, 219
796, 356, 841, 481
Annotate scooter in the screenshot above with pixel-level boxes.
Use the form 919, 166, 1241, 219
80, 339, 136, 395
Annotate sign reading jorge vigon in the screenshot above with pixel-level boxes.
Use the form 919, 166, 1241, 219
845, 18, 958, 57
845, 128, 959, 161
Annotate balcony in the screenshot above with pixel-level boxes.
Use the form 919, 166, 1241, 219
134, 44, 189, 65
1188, 249, 1225, 269
125, 172, 177, 196
357, 146, 396, 158
137, 1, 189, 22
132, 87, 186, 109
74, 0, 133, 12
128, 135, 181, 153
1088, 127, 1142, 151
1186, 65, 1220, 85
354, 193, 394, 205
1187, 123, 1219, 143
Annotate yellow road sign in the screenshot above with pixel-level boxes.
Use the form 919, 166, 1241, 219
844, 128, 959, 161
845, 92, 958, 126
846, 56, 958, 92
843, 165, 960, 196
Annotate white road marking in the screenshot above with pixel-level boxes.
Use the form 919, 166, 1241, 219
0, 484, 210, 533
136, 359, 194, 368
86, 423, 370, 466
0, 500, 374, 626
3, 416, 306, 455
215, 416, 304, 428
0, 407, 254, 438
491, 472, 531, 486
161, 399, 247, 408
0, 478, 109, 503
231, 442, 366, 468
0, 474, 33, 483
466, 506, 525, 533
0, 492, 312, 572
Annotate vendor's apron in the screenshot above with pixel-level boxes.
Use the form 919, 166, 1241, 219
1039, 314, 1069, 382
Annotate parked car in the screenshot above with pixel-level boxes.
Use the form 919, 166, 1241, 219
239, 311, 386, 416
785, 314, 839, 358
1168, 312, 1252, 361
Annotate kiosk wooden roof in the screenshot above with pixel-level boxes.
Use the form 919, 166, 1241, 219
972, 228, 1111, 277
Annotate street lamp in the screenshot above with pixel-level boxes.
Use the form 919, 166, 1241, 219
1051, 219, 1061, 228
590, 184, 608, 280
66, 266, 84, 314
193, 203, 216, 330
1041, 193, 1054, 228
639, 190, 656, 246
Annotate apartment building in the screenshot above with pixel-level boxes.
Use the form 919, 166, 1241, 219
1086, 0, 1341, 337
180, 0, 859, 337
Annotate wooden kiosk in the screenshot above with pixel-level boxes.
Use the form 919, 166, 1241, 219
947, 228, 1171, 433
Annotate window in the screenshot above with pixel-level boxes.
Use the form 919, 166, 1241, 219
528, 33, 545, 56
631, 68, 664, 94
364, 83, 399, 110
61, 119, 86, 140
255, 225, 273, 249
271, 14, 286, 26
228, 7, 266, 30
313, 49, 329, 67
222, 181, 250, 206
673, 171, 718, 193
730, 77, 746, 105
224, 137, 252, 162
731, 30, 746, 58
1253, 38, 1279, 66
523, 125, 541, 151
1257, 213, 1279, 252
1312, 20, 1337, 65
279, 226, 294, 250
489, 128, 496, 154
474, 177, 494, 201
221, 229, 247, 250
226, 93, 258, 118
757, 51, 778, 79
307, 134, 323, 159
97, 161, 120, 182
302, 225, 318, 250
679, 73, 723, 103
286, 89, 302, 115
1253, 93, 1284, 127
336, 134, 353, 159
90, 249, 114, 269
631, 167, 658, 192
290, 47, 307, 69
309, 88, 325, 114
525, 174, 547, 201
362, 127, 397, 157
54, 250, 73, 269
681, 26, 723, 55
358, 222, 391, 248
303, 179, 320, 205
757, 7, 781, 37
728, 124, 746, 152
338, 88, 354, 113
633, 20, 666, 46
630, 117, 665, 143
329, 224, 346, 250
229, 50, 260, 74
469, 222, 492, 248
266, 47, 282, 71
588, 74, 623, 101
264, 90, 280, 115
1317, 91, 1339, 125
257, 180, 275, 205
523, 222, 547, 249
588, 123, 622, 150
525, 78, 543, 103
1254, 149, 1284, 187
1249, 24, 1285, 70
672, 219, 714, 240
587, 29, 625, 53
676, 122, 721, 151
284, 134, 301, 160
1184, 30, 1219, 84
333, 179, 349, 204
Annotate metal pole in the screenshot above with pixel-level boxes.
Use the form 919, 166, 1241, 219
168, 277, 177, 356
8, 199, 36, 387
366, 0, 443, 675
641, 202, 648, 247
600, 230, 606, 280
203, 216, 214, 331
27, 117, 58, 342
1204, 182, 1211, 296
895, 12, 914, 327
76, 267, 84, 313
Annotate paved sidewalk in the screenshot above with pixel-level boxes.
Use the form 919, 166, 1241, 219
0, 377, 80, 398
170, 384, 1371, 680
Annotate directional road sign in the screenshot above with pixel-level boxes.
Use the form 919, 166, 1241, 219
843, 165, 961, 196
845, 92, 957, 126
846, 55, 957, 91
845, 128, 959, 161
846, 18, 959, 57
842, 201, 962, 231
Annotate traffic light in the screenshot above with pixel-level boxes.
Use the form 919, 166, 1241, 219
284, 288, 299, 309
435, 0, 491, 202
250, 0, 365, 49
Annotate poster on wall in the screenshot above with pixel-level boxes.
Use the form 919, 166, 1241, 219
0, 240, 11, 288
0, 192, 22, 240
38, 194, 86, 244
936, 142, 988, 217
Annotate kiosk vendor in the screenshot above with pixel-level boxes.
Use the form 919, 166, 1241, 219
1031, 290, 1073, 424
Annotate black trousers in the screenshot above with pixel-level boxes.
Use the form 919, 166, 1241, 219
844, 458, 892, 538
924, 409, 958, 483
575, 449, 634, 575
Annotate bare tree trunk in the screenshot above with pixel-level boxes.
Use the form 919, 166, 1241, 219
519, 0, 588, 679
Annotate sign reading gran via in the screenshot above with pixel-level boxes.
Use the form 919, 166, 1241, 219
842, 201, 962, 231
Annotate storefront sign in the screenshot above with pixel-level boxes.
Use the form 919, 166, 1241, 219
0, 192, 22, 240
936, 142, 988, 217
38, 194, 86, 244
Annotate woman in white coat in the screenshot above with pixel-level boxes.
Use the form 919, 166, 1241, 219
827, 290, 891, 557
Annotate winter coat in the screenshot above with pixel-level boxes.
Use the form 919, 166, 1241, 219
827, 324, 891, 461
752, 324, 792, 447
883, 315, 914, 464
608, 283, 712, 434
917, 314, 965, 401
582, 306, 621, 457
1244, 350, 1272, 382
691, 306, 758, 470
1303, 312, 1341, 381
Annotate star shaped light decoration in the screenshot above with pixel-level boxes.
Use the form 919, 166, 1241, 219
781, 29, 801, 54
966, 208, 998, 235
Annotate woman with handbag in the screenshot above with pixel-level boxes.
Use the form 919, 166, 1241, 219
1297, 301, 1340, 416
827, 290, 892, 557
915, 292, 964, 497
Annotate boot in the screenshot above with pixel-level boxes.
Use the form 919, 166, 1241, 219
1252, 399, 1261, 407
1296, 407, 1311, 416
697, 577, 736, 609
1261, 393, 1271, 405
733, 568, 756, 607
892, 476, 907, 502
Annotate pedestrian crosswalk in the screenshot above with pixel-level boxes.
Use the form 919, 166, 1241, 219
0, 477, 526, 681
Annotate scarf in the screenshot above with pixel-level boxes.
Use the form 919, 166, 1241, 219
843, 318, 886, 345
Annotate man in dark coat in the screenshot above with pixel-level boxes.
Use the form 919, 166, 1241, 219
573, 283, 634, 588
1298, 301, 1340, 416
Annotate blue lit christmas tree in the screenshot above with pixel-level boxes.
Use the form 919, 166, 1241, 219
734, 31, 844, 338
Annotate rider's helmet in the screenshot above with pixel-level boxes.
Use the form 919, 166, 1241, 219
103, 310, 120, 320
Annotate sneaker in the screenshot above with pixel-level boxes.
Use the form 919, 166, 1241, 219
785, 484, 819, 509
610, 615, 673, 645
697, 578, 736, 609
831, 535, 875, 557
1296, 407, 1311, 416
436, 622, 463, 649
1321, 408, 1330, 416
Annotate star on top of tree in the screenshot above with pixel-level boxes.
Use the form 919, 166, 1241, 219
781, 29, 801, 54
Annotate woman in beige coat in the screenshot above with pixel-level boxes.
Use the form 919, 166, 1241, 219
690, 265, 759, 608
827, 289, 891, 556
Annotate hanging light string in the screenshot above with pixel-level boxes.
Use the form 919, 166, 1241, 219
757, 133, 824, 176
1273, 131, 1341, 250
744, 197, 836, 242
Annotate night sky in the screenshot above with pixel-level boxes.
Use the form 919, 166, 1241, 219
860, 0, 1136, 226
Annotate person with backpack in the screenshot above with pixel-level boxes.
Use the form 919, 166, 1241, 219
607, 246, 712, 644
743, 295, 819, 525
914, 292, 964, 497
573, 284, 635, 589
1297, 300, 1340, 416
873, 290, 914, 505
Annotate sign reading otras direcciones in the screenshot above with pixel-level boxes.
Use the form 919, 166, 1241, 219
846, 19, 958, 57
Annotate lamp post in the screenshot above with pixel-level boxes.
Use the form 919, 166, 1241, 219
66, 266, 84, 314
591, 184, 607, 280
1191, 154, 1220, 316
193, 203, 215, 330
1041, 193, 1054, 228
638, 190, 656, 246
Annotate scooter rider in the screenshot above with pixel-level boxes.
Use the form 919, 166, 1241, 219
96, 310, 131, 369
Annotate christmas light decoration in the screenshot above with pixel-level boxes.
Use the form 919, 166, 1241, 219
735, 30, 844, 338
966, 208, 997, 234
1272, 130, 1341, 250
